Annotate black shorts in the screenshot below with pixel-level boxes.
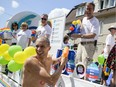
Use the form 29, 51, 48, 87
101, 71, 109, 80
101, 59, 111, 80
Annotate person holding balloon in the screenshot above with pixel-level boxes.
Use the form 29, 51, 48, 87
22, 37, 69, 87
101, 26, 116, 86
71, 2, 100, 80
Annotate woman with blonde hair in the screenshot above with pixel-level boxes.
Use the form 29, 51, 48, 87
17, 22, 32, 50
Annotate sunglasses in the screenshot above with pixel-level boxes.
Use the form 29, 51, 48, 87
41, 18, 47, 21
13, 25, 17, 26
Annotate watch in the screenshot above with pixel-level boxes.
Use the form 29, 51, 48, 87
81, 34, 84, 38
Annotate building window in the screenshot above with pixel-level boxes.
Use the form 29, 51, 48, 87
99, 0, 115, 10
78, 8, 81, 16
110, 0, 115, 7
81, 7, 85, 15
99, 0, 104, 9
104, 0, 109, 8
76, 6, 85, 17
99, 21, 103, 34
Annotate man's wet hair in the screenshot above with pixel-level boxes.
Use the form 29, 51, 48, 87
36, 36, 50, 46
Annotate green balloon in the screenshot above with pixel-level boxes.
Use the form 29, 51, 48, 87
98, 54, 105, 65
0, 56, 9, 65
8, 45, 22, 58
8, 60, 23, 72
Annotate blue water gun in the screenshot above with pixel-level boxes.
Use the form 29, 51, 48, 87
67, 19, 81, 36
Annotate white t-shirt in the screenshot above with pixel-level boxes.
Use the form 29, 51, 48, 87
17, 29, 31, 49
11, 29, 20, 43
81, 17, 100, 42
36, 24, 52, 38
103, 34, 115, 58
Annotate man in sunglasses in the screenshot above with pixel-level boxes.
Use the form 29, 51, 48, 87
36, 14, 52, 39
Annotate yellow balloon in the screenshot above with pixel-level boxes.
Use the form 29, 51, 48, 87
24, 46, 36, 58
76, 19, 81, 25
0, 52, 3, 56
3, 51, 12, 61
72, 21, 77, 25
0, 44, 10, 53
14, 51, 27, 64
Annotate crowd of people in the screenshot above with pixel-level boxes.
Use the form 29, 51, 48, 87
0, 2, 116, 87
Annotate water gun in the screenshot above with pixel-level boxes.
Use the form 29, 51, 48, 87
67, 19, 81, 36
62, 46, 69, 58
31, 30, 36, 37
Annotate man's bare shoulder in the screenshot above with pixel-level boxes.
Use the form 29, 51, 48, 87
25, 56, 37, 64
24, 56, 40, 70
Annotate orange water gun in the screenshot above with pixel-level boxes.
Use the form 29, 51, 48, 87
62, 47, 69, 58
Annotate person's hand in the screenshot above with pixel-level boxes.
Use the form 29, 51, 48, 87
60, 56, 68, 65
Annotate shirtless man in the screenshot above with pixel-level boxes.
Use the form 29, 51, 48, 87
22, 37, 67, 87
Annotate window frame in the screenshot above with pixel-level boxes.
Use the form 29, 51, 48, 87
98, 0, 115, 10
76, 6, 85, 17
99, 21, 104, 35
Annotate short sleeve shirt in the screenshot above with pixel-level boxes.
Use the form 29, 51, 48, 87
36, 24, 52, 38
81, 17, 100, 42
103, 34, 115, 58
17, 29, 32, 49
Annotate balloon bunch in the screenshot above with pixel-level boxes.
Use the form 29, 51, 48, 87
67, 19, 81, 36
0, 44, 36, 72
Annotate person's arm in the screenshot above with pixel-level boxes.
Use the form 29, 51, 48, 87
105, 35, 112, 55
24, 57, 67, 86
50, 57, 67, 86
71, 33, 96, 39
52, 57, 61, 65
28, 38, 31, 46
27, 30, 32, 46
81, 33, 96, 39
105, 45, 111, 54
45, 26, 52, 39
